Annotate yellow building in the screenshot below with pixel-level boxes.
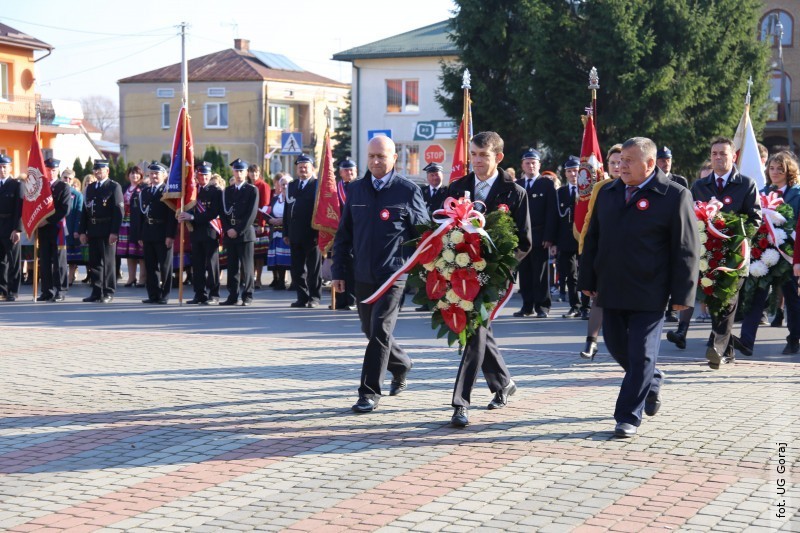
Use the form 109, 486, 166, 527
0, 22, 55, 175
118, 39, 350, 174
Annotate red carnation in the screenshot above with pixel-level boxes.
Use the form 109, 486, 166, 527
497, 204, 510, 213
702, 286, 714, 295
455, 233, 482, 261
758, 238, 770, 249
709, 260, 719, 269
451, 268, 481, 301
441, 305, 467, 334
426, 269, 448, 300
706, 270, 717, 280
417, 230, 444, 265
712, 250, 724, 261
704, 240, 716, 251
713, 218, 726, 230
751, 248, 762, 259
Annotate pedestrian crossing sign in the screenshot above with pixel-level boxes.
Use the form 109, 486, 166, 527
281, 132, 303, 155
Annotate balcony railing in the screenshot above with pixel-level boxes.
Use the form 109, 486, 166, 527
0, 95, 56, 125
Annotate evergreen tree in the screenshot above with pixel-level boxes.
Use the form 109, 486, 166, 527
332, 92, 353, 164
72, 157, 84, 179
82, 157, 94, 178
201, 146, 232, 182
113, 157, 127, 186
438, 0, 771, 175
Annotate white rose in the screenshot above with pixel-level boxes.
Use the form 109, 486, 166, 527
449, 229, 465, 244
455, 253, 471, 267
697, 221, 706, 232
443, 266, 455, 280
749, 260, 769, 277
458, 300, 474, 311
446, 289, 460, 304
437, 299, 449, 310
473, 259, 487, 271
699, 258, 709, 272
440, 234, 451, 247
435, 257, 447, 270
762, 248, 780, 267
700, 277, 713, 288
423, 261, 435, 271
699, 232, 708, 244
442, 249, 456, 263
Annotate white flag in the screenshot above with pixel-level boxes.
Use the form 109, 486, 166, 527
733, 106, 766, 190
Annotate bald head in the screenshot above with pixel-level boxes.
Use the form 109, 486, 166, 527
367, 135, 398, 179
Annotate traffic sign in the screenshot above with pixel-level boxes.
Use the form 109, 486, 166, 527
424, 144, 446, 164
367, 129, 392, 140
281, 132, 303, 155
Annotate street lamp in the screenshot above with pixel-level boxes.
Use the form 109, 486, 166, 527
771, 15, 795, 152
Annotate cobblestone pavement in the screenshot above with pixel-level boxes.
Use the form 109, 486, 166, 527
0, 308, 798, 531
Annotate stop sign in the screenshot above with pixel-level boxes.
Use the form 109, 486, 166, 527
424, 144, 446, 164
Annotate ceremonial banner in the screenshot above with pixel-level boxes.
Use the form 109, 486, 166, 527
733, 104, 766, 190
574, 114, 604, 239
21, 123, 54, 239
449, 107, 472, 183
163, 105, 196, 212
311, 128, 340, 253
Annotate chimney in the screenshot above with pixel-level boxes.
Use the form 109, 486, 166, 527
234, 38, 250, 52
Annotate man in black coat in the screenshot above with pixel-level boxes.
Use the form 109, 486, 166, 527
421, 162, 448, 214
656, 146, 689, 189
579, 137, 699, 437
0, 155, 22, 302
284, 153, 322, 308
178, 163, 222, 305
37, 158, 71, 302
554, 157, 583, 318
514, 149, 557, 318
220, 158, 259, 306
79, 160, 124, 303
333, 135, 430, 413
665, 137, 762, 368
132, 163, 177, 304
446, 131, 532, 427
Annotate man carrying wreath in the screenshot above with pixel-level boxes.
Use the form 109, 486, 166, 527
446, 131, 531, 427
579, 137, 699, 437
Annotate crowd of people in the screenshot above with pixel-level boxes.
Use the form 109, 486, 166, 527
0, 132, 798, 435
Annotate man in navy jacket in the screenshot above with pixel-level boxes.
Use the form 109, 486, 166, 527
332, 135, 429, 413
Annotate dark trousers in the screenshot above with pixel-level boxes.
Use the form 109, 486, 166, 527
88, 236, 116, 297
191, 237, 220, 300
290, 240, 322, 304
39, 233, 68, 298
355, 281, 411, 400
0, 236, 21, 297
143, 240, 173, 301
710, 281, 744, 357
452, 325, 512, 407
602, 308, 664, 426
226, 240, 254, 300
740, 279, 800, 347
556, 250, 579, 308
518, 247, 552, 313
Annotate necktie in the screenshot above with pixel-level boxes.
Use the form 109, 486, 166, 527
716, 177, 724, 193
570, 186, 576, 203
527, 178, 533, 191
374, 179, 383, 191
625, 185, 639, 204
475, 180, 489, 201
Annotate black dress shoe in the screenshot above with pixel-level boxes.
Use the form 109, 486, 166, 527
614, 422, 637, 438
142, 298, 157, 304
580, 340, 598, 360
290, 301, 307, 308
352, 396, 377, 413
644, 391, 661, 416
562, 307, 580, 318
666, 324, 688, 350
83, 295, 101, 303
535, 311, 548, 318
450, 406, 469, 427
100, 295, 113, 304
219, 298, 238, 306
488, 380, 517, 410
186, 298, 204, 305
241, 298, 253, 306
580, 309, 590, 320
53, 294, 66, 303
665, 311, 678, 323
781, 335, 800, 355
37, 295, 54, 302
732, 335, 753, 356
156, 298, 168, 305
389, 362, 413, 396
771, 309, 785, 328
124, 281, 136, 287
5, 295, 16, 302
512, 310, 532, 317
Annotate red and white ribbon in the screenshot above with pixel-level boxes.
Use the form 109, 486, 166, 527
694, 198, 728, 240
489, 281, 515, 321
759, 192, 793, 263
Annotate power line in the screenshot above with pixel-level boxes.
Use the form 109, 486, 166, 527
0, 15, 174, 37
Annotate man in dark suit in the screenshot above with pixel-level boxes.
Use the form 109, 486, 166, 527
421, 162, 447, 214
656, 146, 689, 189
579, 137, 699, 437
0, 155, 22, 302
554, 157, 583, 319
37, 158, 71, 302
132, 162, 177, 304
219, 158, 259, 306
284, 153, 322, 308
332, 135, 429, 413
446, 131, 532, 427
514, 149, 556, 318
79, 160, 124, 303
178, 162, 222, 305
330, 158, 358, 311
665, 137, 761, 369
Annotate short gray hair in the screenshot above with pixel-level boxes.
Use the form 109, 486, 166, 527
622, 137, 657, 160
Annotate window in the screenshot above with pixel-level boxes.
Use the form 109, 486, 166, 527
207, 87, 226, 97
395, 143, 420, 176
269, 104, 289, 130
161, 103, 170, 129
386, 79, 419, 113
0, 63, 9, 100
156, 88, 174, 98
760, 11, 793, 46
768, 70, 793, 121
205, 102, 228, 128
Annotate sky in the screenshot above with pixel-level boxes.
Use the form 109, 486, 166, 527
2, 0, 457, 104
